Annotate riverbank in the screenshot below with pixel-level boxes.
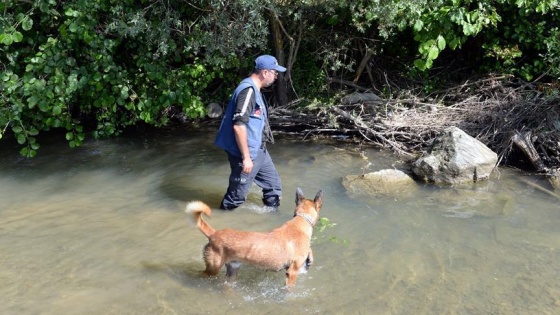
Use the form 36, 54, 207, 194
267, 74, 560, 186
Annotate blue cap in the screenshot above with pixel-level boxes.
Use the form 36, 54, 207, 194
255, 55, 287, 72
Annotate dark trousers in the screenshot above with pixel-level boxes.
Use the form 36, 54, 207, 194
220, 146, 282, 210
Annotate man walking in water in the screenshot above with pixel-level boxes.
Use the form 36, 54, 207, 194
214, 55, 287, 211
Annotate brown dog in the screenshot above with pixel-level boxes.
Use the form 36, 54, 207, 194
185, 188, 323, 287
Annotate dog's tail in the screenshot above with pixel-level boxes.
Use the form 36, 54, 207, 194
185, 201, 215, 238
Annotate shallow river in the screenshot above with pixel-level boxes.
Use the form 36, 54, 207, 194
1, 126, 559, 314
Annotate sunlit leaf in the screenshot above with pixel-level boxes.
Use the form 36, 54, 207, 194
12, 31, 23, 42
428, 46, 440, 60
437, 35, 446, 50
22, 17, 33, 31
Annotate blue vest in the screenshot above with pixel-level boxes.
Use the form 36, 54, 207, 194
214, 78, 267, 159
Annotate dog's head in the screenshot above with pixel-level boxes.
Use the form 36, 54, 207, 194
294, 188, 323, 225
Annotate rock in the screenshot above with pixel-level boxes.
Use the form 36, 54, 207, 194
412, 126, 498, 185
430, 186, 514, 218
206, 102, 222, 118
550, 168, 560, 190
342, 169, 417, 197
341, 92, 383, 105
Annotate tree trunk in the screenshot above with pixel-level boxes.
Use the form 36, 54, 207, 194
270, 14, 288, 108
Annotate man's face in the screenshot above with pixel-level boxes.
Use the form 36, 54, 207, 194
263, 69, 278, 87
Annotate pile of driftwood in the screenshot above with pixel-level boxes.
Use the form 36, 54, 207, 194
270, 75, 560, 174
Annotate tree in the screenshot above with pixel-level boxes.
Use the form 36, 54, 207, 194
2, 0, 559, 157
1, 0, 211, 157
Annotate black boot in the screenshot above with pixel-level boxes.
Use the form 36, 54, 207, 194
262, 196, 280, 211
219, 201, 237, 211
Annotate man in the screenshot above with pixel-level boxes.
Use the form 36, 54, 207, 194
214, 55, 287, 211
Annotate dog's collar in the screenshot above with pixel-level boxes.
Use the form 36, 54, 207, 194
295, 212, 315, 226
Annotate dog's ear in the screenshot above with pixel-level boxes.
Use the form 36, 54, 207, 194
314, 190, 323, 210
295, 187, 305, 206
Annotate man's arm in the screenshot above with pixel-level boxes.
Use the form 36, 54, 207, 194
233, 123, 253, 174
233, 87, 255, 174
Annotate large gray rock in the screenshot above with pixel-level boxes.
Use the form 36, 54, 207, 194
412, 127, 498, 184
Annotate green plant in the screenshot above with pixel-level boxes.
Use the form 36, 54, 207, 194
314, 217, 348, 244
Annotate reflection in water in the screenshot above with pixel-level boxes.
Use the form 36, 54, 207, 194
1, 127, 560, 314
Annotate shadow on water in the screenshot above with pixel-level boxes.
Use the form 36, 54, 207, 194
1, 126, 560, 314
140, 260, 210, 289
140, 260, 301, 302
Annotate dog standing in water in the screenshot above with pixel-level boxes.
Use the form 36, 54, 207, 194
186, 188, 323, 287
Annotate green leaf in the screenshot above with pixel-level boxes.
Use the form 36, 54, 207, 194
66, 132, 74, 140
413, 20, 424, 32
17, 133, 26, 144
12, 32, 23, 42
428, 46, 440, 60
27, 96, 38, 108
437, 35, 446, 51
64, 8, 79, 17
22, 17, 33, 31
52, 105, 62, 115
449, 37, 460, 49
38, 101, 49, 112
0, 34, 13, 45
69, 22, 78, 33
425, 59, 434, 69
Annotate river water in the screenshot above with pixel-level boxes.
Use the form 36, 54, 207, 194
1, 126, 559, 314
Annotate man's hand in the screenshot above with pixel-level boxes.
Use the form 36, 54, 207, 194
242, 156, 253, 174
233, 124, 253, 174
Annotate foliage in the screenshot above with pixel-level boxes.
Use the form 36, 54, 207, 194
335, 0, 559, 81
409, 0, 559, 81
481, 1, 560, 80
544, 27, 560, 79
189, 0, 270, 67
409, 1, 503, 71
1, 0, 559, 156
0, 0, 212, 157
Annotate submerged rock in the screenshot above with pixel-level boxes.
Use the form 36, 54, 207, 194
342, 169, 417, 197
549, 168, 560, 190
412, 126, 498, 185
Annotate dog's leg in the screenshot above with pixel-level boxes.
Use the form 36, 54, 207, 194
202, 244, 223, 276
305, 249, 314, 269
285, 261, 303, 287
225, 261, 241, 280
